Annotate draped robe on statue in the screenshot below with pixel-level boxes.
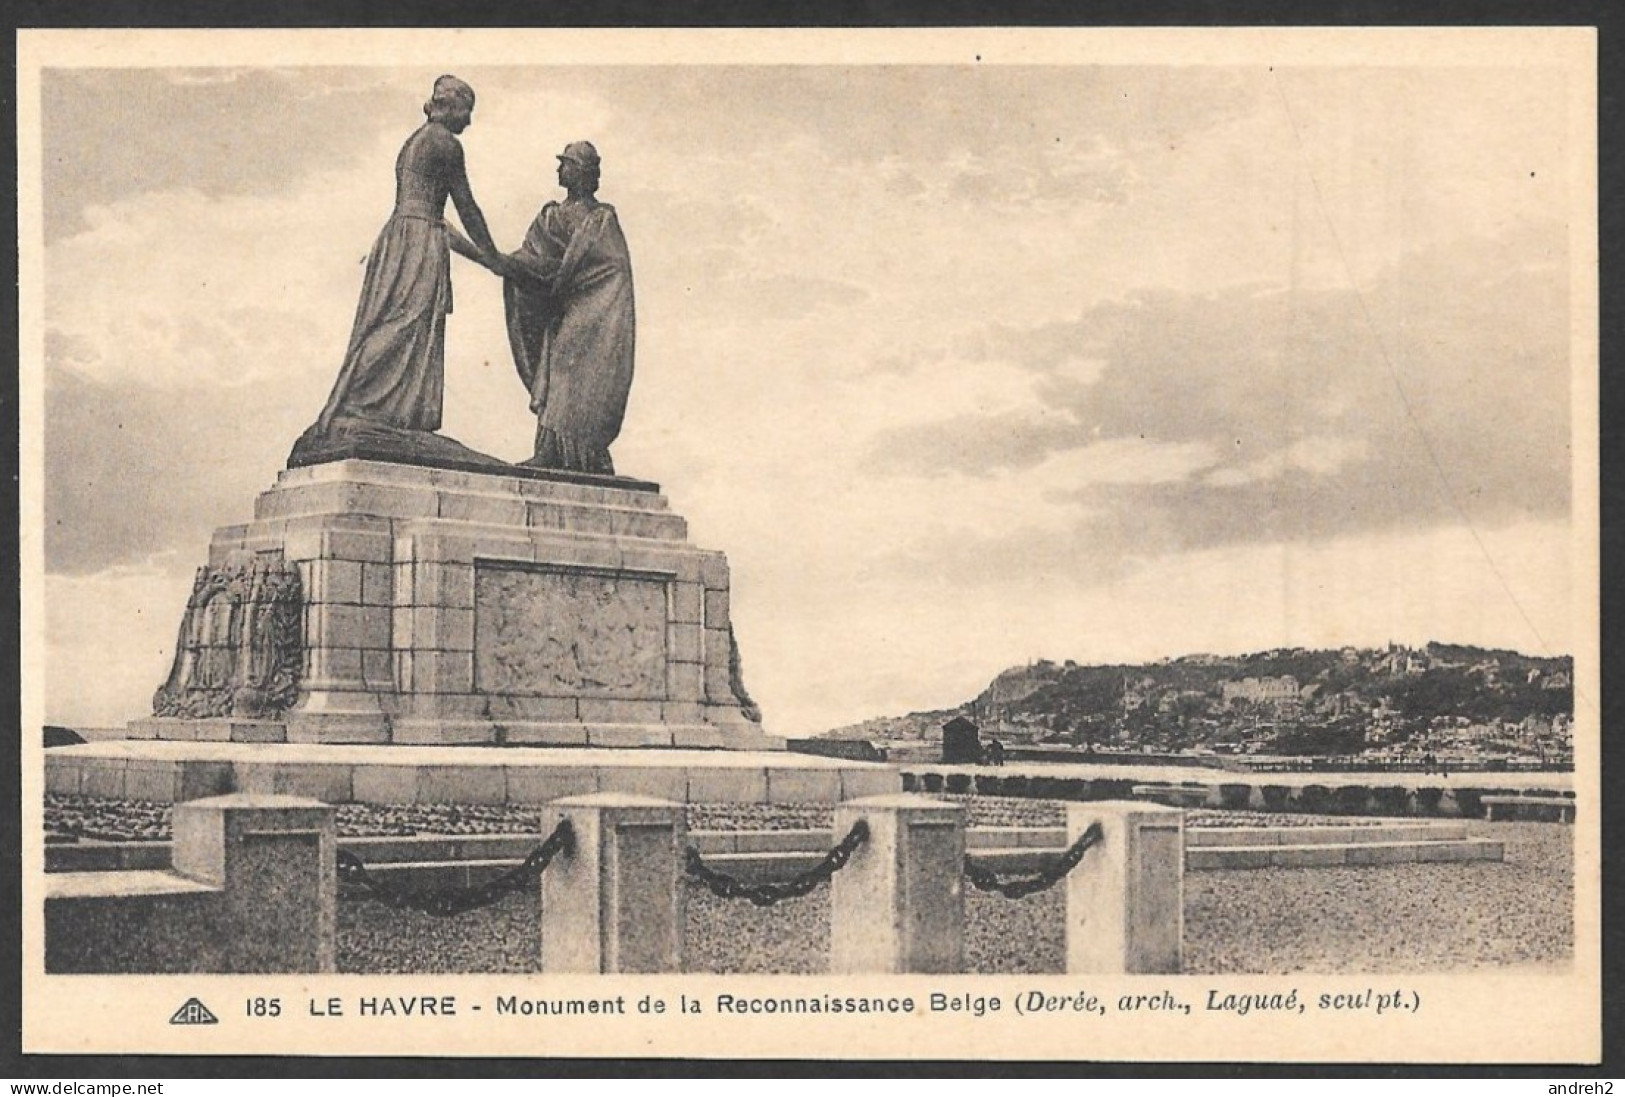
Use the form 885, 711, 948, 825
503, 198, 636, 475
288, 122, 516, 472
318, 129, 458, 433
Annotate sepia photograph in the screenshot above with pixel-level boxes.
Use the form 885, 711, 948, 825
16, 27, 1600, 1063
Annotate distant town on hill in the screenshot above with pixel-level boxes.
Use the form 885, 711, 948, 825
821, 642, 1573, 767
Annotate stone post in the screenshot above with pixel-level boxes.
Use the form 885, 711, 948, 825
540, 793, 687, 974
1064, 800, 1183, 974
830, 794, 966, 974
170, 793, 337, 973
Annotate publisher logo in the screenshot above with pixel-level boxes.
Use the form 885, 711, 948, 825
169, 997, 219, 1025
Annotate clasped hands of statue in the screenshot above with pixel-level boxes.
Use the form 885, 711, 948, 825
447, 226, 534, 284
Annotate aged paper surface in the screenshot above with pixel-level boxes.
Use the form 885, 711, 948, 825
18, 27, 1599, 1062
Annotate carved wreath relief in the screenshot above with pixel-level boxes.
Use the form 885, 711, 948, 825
151, 555, 304, 718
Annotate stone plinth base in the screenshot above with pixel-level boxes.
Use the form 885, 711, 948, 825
137, 458, 776, 749
46, 741, 901, 806
127, 717, 288, 743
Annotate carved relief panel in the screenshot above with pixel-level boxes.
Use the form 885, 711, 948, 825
474, 563, 669, 699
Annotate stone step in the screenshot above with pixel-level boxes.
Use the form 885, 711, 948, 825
45, 842, 171, 874
339, 858, 522, 892
690, 828, 830, 855
1186, 838, 1503, 871
1184, 823, 1468, 847
45, 742, 896, 805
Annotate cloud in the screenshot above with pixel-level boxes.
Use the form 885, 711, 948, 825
44, 146, 401, 391
44, 561, 198, 728
597, 65, 1258, 184
700, 273, 872, 321
864, 221, 1571, 565
162, 69, 255, 86
871, 409, 1089, 477
1205, 434, 1369, 487
934, 142, 1136, 210
737, 517, 1573, 737
41, 68, 411, 241
44, 365, 309, 574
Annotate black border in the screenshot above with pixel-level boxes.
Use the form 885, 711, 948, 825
5, 0, 1619, 1080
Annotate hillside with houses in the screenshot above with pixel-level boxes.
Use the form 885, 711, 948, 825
823, 643, 1573, 767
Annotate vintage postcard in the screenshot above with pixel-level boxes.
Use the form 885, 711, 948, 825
17, 27, 1600, 1063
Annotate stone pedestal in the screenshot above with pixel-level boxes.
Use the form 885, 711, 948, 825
134, 459, 778, 749
829, 794, 966, 974
46, 793, 337, 974
130, 458, 776, 750
540, 793, 687, 973
1063, 801, 1183, 974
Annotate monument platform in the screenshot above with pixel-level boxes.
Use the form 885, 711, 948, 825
46, 741, 900, 806
132, 458, 778, 750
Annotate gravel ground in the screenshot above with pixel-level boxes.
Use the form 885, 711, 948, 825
334, 818, 1572, 976
47, 794, 1068, 841
45, 795, 1570, 974
46, 794, 1383, 842
45, 796, 555, 842
1185, 810, 1390, 828
45, 796, 172, 843
1182, 821, 1573, 973
338, 868, 1070, 975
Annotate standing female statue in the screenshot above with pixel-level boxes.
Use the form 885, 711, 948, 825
290, 75, 505, 465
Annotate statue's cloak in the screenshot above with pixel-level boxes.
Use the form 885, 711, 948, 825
319, 210, 452, 433
503, 200, 635, 474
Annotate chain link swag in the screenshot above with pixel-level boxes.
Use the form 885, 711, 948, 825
963, 821, 1105, 900
337, 818, 575, 917
683, 819, 870, 907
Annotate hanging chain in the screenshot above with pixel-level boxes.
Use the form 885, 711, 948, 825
683, 819, 870, 907
337, 818, 575, 918
964, 821, 1105, 900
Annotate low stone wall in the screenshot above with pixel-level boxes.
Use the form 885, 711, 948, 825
900, 767, 1576, 819
46, 743, 901, 806
787, 738, 887, 762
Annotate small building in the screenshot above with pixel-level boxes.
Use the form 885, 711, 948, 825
1221, 676, 1300, 707
941, 716, 982, 765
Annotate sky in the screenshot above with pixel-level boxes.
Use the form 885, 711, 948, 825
27, 38, 1593, 736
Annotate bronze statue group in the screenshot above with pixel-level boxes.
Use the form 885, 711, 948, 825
303, 75, 636, 476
